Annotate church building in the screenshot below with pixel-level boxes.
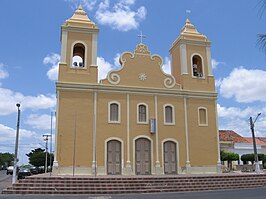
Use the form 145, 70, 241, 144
53, 6, 221, 175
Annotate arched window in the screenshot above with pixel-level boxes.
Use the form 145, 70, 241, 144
72, 43, 85, 68
109, 102, 120, 123
192, 55, 203, 77
138, 104, 148, 123
198, 107, 208, 126
164, 105, 174, 124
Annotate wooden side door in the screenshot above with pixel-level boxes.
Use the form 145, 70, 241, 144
107, 140, 121, 175
164, 141, 177, 174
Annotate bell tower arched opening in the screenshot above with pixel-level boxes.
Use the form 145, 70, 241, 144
72, 43, 85, 68
192, 55, 203, 77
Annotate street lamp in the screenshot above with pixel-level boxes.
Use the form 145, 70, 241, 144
43, 134, 51, 173
249, 113, 262, 174
12, 103, 21, 184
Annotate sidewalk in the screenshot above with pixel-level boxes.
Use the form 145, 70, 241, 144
0, 171, 11, 192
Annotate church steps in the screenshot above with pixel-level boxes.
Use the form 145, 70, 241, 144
2, 174, 266, 194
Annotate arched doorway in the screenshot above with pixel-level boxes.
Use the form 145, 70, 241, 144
163, 141, 177, 174
107, 140, 121, 175
135, 138, 151, 175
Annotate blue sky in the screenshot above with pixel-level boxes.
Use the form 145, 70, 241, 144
0, 0, 265, 165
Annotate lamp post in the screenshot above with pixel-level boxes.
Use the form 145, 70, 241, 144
43, 134, 51, 173
12, 103, 21, 184
249, 113, 261, 173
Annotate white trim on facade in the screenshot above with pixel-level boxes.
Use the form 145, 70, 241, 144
70, 40, 88, 69
56, 82, 218, 99
180, 44, 188, 74
184, 97, 190, 167
198, 107, 208, 126
163, 104, 175, 125
126, 94, 130, 163
53, 91, 60, 169
214, 99, 222, 171
104, 137, 124, 175
92, 91, 97, 174
206, 47, 213, 76
91, 33, 98, 66
190, 53, 205, 79
108, 101, 121, 123
132, 135, 154, 175
136, 103, 149, 124
161, 138, 180, 174
154, 95, 161, 173
60, 30, 68, 64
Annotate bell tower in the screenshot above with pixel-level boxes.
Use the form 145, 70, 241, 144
58, 5, 99, 83
170, 19, 215, 92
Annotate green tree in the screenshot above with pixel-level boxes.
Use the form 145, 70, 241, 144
241, 154, 254, 164
0, 152, 14, 166
220, 150, 239, 170
26, 148, 54, 168
241, 153, 265, 165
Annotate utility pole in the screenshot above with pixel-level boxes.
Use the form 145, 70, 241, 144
249, 113, 261, 173
12, 103, 21, 184
43, 134, 51, 173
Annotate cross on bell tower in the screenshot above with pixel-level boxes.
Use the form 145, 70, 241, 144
137, 31, 146, 44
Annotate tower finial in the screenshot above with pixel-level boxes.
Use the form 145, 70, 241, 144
78, 4, 83, 10
137, 31, 146, 44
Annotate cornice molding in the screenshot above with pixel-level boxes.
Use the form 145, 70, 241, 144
56, 81, 217, 99
61, 25, 99, 34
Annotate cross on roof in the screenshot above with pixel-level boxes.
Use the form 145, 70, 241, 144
137, 31, 146, 44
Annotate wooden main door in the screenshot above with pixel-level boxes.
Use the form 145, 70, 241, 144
135, 138, 151, 175
163, 141, 177, 174
107, 140, 121, 175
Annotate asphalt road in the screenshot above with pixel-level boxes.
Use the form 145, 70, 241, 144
0, 170, 12, 193
0, 188, 265, 199
1, 170, 266, 199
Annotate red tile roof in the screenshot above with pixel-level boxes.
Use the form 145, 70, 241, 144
244, 137, 266, 146
258, 137, 266, 144
219, 130, 266, 146
219, 130, 249, 143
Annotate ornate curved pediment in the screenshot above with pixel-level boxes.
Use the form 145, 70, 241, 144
102, 43, 181, 90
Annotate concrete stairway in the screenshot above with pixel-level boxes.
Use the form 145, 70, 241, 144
2, 174, 266, 194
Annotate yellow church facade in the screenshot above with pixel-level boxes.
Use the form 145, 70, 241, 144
53, 6, 221, 175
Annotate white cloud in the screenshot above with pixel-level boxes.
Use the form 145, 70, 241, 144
65, 0, 98, 11
82, 0, 98, 11
43, 53, 60, 81
211, 59, 219, 69
114, 53, 121, 67
0, 88, 56, 116
0, 63, 9, 80
25, 114, 56, 130
0, 123, 44, 165
219, 67, 266, 103
212, 58, 225, 69
97, 56, 114, 80
95, 0, 147, 31
43, 53, 120, 82
217, 104, 266, 137
0, 124, 38, 148
217, 104, 254, 119
162, 57, 171, 74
